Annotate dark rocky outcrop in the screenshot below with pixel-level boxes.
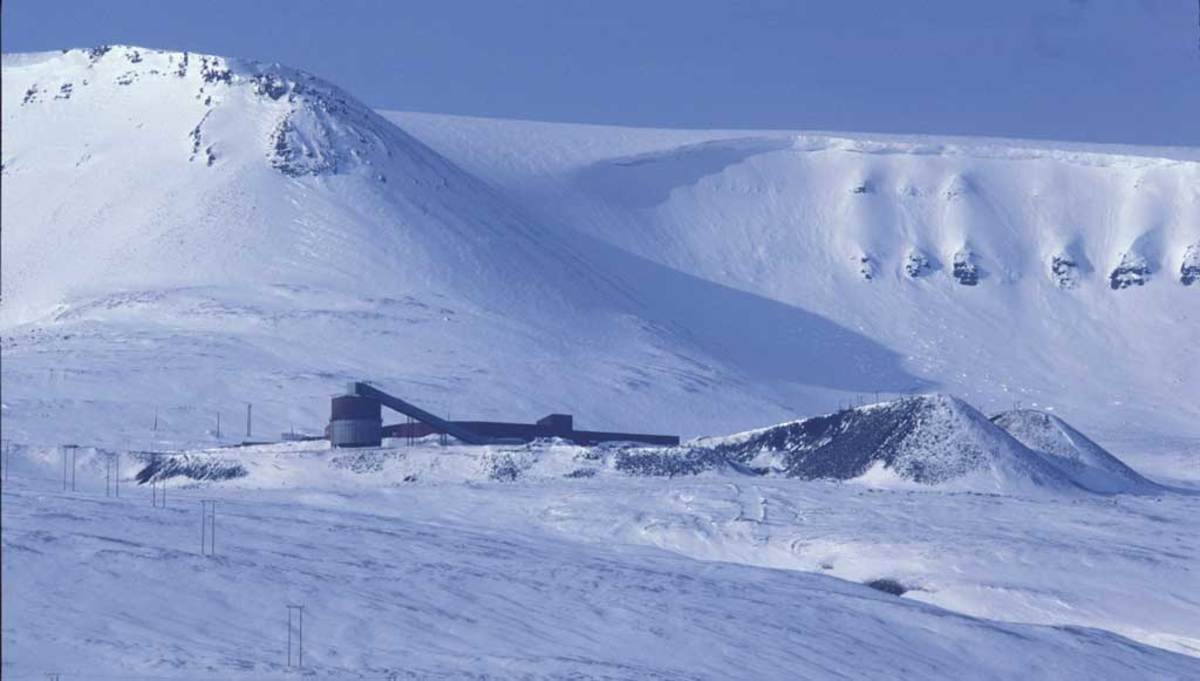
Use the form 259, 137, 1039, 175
1109, 252, 1149, 289
1181, 243, 1199, 286
905, 251, 932, 278
1050, 253, 1078, 289
952, 249, 979, 286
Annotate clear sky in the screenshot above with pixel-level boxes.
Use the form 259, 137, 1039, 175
2, 0, 1196, 146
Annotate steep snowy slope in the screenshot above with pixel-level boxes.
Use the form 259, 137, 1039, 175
673, 395, 1077, 494
992, 409, 1161, 494
393, 113, 1200, 451
2, 47, 929, 449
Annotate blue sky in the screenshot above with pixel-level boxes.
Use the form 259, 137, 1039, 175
2, 0, 1196, 145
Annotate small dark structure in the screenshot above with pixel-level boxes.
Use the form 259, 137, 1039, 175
328, 382, 679, 448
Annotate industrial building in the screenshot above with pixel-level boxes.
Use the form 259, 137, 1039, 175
329, 382, 679, 448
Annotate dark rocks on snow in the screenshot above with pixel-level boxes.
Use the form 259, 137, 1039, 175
865, 579, 909, 596
614, 447, 729, 477
54, 83, 73, 100
487, 455, 522, 481
188, 112, 214, 165
116, 72, 137, 86
199, 56, 233, 85
136, 454, 247, 484
268, 115, 341, 177
252, 73, 290, 100
22, 85, 39, 105
688, 396, 998, 485
125, 49, 143, 63
851, 181, 875, 194
1109, 252, 1150, 289
856, 254, 876, 281
952, 250, 979, 286
904, 251, 932, 278
1050, 254, 1078, 289
1181, 244, 1200, 286
85, 45, 112, 63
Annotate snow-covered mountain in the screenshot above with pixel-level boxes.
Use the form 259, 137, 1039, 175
3, 44, 1198, 677
3, 45, 1197, 462
2, 46, 944, 453
393, 112, 1200, 452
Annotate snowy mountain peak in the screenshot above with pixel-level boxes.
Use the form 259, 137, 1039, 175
2, 45, 599, 328
4, 45, 404, 179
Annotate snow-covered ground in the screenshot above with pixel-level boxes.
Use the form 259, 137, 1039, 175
3, 439, 1199, 679
3, 45, 1198, 679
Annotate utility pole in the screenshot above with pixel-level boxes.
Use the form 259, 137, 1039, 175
200, 500, 216, 556
246, 403, 252, 439
151, 455, 166, 508
61, 444, 78, 492
216, 411, 221, 439
287, 604, 305, 668
154, 406, 159, 432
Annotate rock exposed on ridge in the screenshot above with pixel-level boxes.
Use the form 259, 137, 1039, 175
1181, 243, 1199, 286
1109, 251, 1150, 290
952, 249, 980, 286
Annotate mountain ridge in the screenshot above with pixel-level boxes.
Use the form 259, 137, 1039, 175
2, 45, 1196, 456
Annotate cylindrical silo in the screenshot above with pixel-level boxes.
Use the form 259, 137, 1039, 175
329, 394, 382, 447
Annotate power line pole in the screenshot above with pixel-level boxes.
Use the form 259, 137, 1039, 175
287, 604, 305, 668
217, 411, 221, 439
151, 454, 166, 508
61, 444, 78, 492
246, 402, 252, 439
200, 500, 216, 556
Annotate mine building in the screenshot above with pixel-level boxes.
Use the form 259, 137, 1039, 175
328, 381, 679, 448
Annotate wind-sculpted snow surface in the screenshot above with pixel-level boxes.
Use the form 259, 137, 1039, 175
3, 437, 1198, 675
